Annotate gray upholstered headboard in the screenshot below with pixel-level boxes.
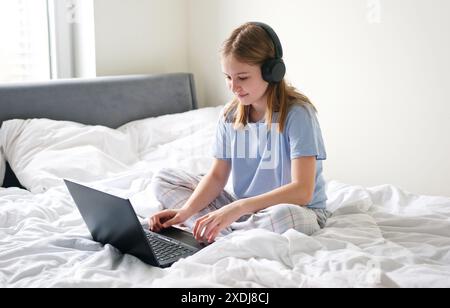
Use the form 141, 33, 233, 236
0, 73, 198, 188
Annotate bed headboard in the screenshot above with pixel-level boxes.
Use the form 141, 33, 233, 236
0, 73, 198, 188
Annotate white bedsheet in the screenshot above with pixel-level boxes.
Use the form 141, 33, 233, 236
1, 106, 449, 287
1, 176, 449, 288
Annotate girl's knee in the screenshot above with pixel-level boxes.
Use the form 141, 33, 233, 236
267, 203, 303, 218
150, 168, 176, 196
266, 203, 320, 235
153, 168, 176, 181
151, 168, 177, 186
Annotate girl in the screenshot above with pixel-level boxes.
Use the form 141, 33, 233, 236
148, 22, 331, 243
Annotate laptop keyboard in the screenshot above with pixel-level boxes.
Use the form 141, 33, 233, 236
146, 232, 193, 263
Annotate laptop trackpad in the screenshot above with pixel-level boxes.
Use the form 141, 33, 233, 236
159, 226, 206, 250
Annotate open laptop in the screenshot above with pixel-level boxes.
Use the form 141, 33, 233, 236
64, 179, 205, 268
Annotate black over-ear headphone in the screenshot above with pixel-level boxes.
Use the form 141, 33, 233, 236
251, 22, 286, 83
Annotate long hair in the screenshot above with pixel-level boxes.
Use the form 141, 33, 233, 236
220, 22, 316, 132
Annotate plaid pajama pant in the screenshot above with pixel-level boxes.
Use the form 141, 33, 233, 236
150, 168, 332, 237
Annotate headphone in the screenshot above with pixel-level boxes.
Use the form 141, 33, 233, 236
251, 22, 286, 83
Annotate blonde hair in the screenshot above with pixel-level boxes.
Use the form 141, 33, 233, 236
220, 22, 317, 132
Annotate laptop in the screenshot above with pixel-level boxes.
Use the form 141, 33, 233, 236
64, 179, 205, 268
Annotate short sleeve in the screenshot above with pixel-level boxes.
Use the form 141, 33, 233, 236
286, 104, 327, 160
212, 109, 232, 161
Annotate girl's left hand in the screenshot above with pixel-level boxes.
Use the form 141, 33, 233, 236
193, 201, 244, 243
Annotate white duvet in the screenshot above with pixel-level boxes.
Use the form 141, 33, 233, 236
1, 107, 449, 288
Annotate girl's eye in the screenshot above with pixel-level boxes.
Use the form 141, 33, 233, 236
224, 76, 248, 81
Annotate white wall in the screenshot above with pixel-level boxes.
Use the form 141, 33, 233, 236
72, 0, 97, 78
93, 0, 189, 76
188, 0, 450, 197
93, 0, 450, 197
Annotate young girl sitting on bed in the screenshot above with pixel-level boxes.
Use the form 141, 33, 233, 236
148, 22, 331, 243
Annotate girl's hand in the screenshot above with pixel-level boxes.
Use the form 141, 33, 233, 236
193, 201, 244, 243
148, 208, 191, 232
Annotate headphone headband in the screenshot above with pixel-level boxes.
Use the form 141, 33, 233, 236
249, 22, 286, 83
251, 22, 283, 59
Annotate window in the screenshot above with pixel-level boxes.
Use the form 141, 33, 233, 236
0, 0, 51, 82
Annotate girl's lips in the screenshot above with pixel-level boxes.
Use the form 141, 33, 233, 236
237, 94, 249, 98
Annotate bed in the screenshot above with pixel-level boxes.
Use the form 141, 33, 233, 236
1, 73, 449, 288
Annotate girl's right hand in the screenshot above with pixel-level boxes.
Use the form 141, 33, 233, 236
148, 208, 191, 232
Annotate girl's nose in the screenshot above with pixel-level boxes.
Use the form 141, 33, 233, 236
231, 80, 241, 93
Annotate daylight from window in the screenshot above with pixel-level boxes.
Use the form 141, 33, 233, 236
0, 0, 51, 82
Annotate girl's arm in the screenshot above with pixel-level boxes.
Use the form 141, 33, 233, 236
180, 159, 231, 216
235, 156, 316, 216
191, 156, 317, 242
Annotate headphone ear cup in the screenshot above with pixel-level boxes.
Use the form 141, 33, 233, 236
261, 59, 286, 83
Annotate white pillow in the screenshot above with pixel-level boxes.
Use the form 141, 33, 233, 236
0, 105, 224, 193
118, 105, 224, 157
0, 135, 5, 187
0, 119, 139, 193
141, 120, 217, 175
118, 105, 224, 176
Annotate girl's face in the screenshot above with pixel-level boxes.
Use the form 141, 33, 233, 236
221, 55, 269, 108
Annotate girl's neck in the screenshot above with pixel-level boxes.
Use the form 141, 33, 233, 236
249, 104, 267, 123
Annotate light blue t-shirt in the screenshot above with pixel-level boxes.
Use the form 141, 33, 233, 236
213, 103, 327, 209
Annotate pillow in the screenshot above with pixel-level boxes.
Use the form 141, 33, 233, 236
0, 105, 224, 193
0, 119, 139, 193
118, 105, 224, 157
141, 120, 217, 175
119, 105, 224, 176
0, 135, 5, 187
